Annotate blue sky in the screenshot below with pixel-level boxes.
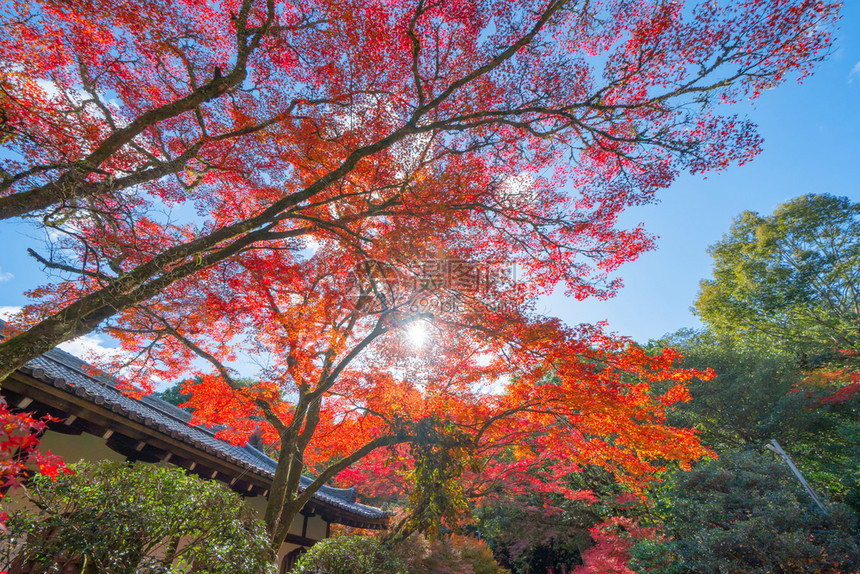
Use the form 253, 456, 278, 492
542, 2, 860, 344
1, 2, 859, 356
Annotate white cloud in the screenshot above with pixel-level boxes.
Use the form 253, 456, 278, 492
0, 304, 120, 363
0, 305, 22, 320
0, 268, 11, 282
57, 334, 122, 363
849, 61, 860, 83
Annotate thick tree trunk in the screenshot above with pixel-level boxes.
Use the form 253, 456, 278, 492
265, 435, 406, 552
0, 221, 273, 382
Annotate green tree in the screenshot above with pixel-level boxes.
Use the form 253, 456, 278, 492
630, 451, 860, 574
154, 381, 193, 409
653, 329, 860, 513
652, 329, 806, 451
1, 461, 275, 574
694, 194, 860, 364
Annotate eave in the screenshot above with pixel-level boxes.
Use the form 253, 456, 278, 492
3, 363, 388, 530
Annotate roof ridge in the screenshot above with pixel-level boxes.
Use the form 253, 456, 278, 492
31, 342, 248, 448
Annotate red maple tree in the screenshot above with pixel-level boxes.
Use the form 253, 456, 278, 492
0, 399, 68, 529
90, 239, 710, 548
0, 0, 837, 377
0, 0, 839, 549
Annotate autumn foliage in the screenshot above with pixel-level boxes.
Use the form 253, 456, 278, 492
93, 244, 714, 547
0, 399, 67, 529
0, 0, 840, 551
0, 0, 839, 376
572, 517, 656, 574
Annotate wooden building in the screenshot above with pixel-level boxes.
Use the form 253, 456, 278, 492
0, 330, 387, 572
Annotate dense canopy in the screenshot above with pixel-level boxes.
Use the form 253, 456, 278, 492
0, 0, 840, 550
696, 194, 860, 360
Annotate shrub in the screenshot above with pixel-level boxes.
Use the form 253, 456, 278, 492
1, 461, 275, 574
573, 517, 656, 574
292, 536, 408, 574
629, 451, 860, 574
391, 533, 510, 574
293, 534, 509, 574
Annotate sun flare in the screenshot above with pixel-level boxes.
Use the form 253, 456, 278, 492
406, 322, 428, 348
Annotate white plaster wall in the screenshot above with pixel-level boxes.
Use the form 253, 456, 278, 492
306, 515, 327, 541
38, 429, 127, 464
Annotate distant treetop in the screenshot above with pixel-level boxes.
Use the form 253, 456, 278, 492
695, 194, 860, 365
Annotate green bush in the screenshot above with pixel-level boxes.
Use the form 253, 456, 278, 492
293, 534, 509, 574
629, 451, 860, 574
292, 536, 408, 574
1, 461, 275, 574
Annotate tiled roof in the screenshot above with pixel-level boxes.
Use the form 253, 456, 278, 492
3, 321, 384, 521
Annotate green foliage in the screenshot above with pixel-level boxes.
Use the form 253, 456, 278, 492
294, 534, 509, 574
653, 328, 860, 514
292, 537, 408, 574
1, 461, 275, 574
652, 329, 808, 450
155, 381, 193, 409
630, 451, 860, 574
695, 194, 860, 362
394, 419, 479, 540
639, 195, 860, 572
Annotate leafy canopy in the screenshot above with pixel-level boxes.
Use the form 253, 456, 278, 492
0, 0, 839, 378
0, 0, 841, 550
652, 328, 860, 514
630, 451, 860, 574
695, 194, 860, 361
